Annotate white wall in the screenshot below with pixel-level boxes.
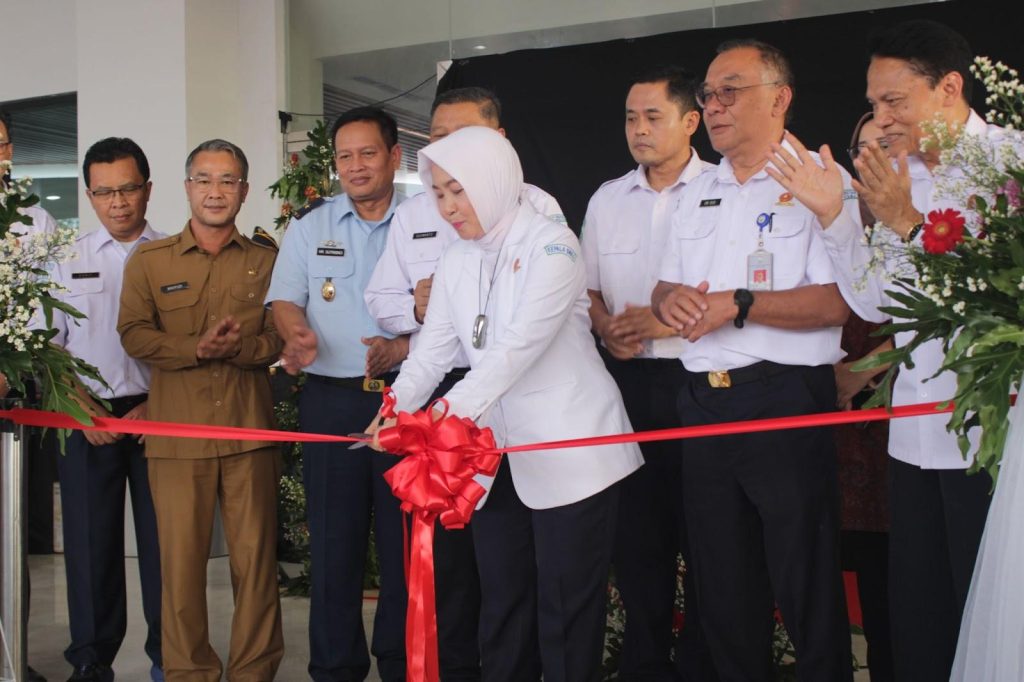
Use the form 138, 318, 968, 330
1, 0, 77, 102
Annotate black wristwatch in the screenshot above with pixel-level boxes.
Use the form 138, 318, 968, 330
733, 288, 754, 329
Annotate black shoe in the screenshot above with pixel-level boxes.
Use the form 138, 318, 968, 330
27, 666, 47, 682
66, 664, 112, 682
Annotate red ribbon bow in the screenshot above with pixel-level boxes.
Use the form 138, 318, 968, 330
378, 390, 500, 682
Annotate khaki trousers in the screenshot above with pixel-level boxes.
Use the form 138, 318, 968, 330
148, 448, 284, 681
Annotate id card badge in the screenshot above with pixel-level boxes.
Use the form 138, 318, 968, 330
747, 248, 773, 290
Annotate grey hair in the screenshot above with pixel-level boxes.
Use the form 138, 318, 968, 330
185, 139, 249, 180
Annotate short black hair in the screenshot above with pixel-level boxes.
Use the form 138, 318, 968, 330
715, 38, 795, 122
83, 137, 151, 188
430, 87, 502, 125
330, 106, 399, 150
629, 65, 699, 114
0, 107, 11, 141
867, 20, 973, 102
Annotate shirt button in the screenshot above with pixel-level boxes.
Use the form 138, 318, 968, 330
215, 400, 222, 407
248, 292, 255, 299
211, 287, 217, 293
213, 371, 220, 377
210, 314, 216, 320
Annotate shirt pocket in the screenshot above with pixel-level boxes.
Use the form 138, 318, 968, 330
673, 218, 716, 282
229, 283, 266, 335
765, 215, 811, 289
155, 287, 200, 334
408, 239, 445, 284
66, 276, 104, 298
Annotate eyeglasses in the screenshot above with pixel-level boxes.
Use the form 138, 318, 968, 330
88, 183, 147, 202
187, 176, 246, 193
847, 138, 890, 162
696, 81, 781, 108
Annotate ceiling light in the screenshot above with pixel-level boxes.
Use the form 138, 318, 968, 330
473, 44, 487, 51
45, 195, 61, 201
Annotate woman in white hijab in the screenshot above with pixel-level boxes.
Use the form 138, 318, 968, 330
371, 126, 642, 680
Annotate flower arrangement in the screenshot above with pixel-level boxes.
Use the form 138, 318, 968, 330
0, 163, 105, 430
267, 120, 337, 232
858, 57, 1024, 482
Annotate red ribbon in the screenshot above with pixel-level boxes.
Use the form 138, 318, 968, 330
1, 397, 967, 682
376, 394, 500, 682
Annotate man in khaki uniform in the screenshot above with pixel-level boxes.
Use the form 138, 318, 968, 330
118, 139, 284, 682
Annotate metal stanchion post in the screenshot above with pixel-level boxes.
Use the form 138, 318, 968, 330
0, 408, 27, 682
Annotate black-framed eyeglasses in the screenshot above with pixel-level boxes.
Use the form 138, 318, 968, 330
88, 183, 147, 201
847, 138, 890, 162
696, 81, 781, 108
186, 176, 247, 194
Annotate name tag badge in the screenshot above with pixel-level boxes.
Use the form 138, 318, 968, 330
699, 198, 722, 208
71, 272, 100, 279
412, 231, 437, 240
747, 249, 773, 291
160, 281, 190, 294
316, 247, 345, 257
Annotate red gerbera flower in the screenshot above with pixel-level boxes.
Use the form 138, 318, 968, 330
921, 208, 966, 254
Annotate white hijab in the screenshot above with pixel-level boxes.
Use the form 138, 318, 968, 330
417, 126, 524, 250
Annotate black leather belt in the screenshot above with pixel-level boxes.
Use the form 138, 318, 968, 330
306, 372, 399, 392
107, 393, 148, 417
445, 366, 470, 381
686, 361, 797, 389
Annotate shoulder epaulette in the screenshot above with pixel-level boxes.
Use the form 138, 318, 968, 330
137, 234, 179, 253
294, 197, 326, 220
249, 226, 279, 250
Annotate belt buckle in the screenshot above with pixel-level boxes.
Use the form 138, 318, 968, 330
362, 378, 386, 393
707, 370, 732, 389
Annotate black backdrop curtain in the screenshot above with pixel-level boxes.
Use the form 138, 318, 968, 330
438, 0, 1021, 231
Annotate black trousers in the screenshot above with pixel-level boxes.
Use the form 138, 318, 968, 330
840, 531, 893, 682
887, 457, 991, 682
430, 373, 482, 682
57, 394, 162, 670
471, 459, 619, 682
300, 377, 407, 682
601, 353, 715, 682
677, 363, 852, 682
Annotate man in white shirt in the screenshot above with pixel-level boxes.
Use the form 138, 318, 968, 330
51, 138, 166, 682
772, 21, 998, 681
580, 65, 714, 681
364, 86, 563, 680
652, 40, 855, 682
1, 108, 58, 237
2, 105, 66, 682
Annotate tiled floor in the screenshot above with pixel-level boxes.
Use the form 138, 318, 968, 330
24, 555, 870, 681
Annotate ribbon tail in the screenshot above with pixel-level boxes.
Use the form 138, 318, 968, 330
405, 511, 440, 682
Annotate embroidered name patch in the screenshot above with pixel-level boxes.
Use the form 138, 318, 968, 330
412, 231, 437, 240
843, 189, 858, 201
544, 244, 577, 262
316, 247, 346, 257
71, 272, 100, 279
160, 281, 189, 293
700, 198, 722, 207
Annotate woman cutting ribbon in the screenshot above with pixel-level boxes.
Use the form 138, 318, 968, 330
369, 126, 642, 681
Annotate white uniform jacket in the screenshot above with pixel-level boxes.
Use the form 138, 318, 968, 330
390, 202, 643, 510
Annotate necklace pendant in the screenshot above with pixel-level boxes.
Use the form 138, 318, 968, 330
472, 313, 488, 349
321, 278, 336, 302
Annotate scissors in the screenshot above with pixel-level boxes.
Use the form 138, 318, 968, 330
347, 433, 373, 450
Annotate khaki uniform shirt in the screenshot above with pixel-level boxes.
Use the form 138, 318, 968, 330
118, 223, 283, 459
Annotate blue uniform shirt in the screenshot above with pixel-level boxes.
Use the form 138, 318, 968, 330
266, 192, 400, 378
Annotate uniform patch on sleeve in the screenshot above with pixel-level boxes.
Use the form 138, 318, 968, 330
843, 189, 858, 201
544, 243, 577, 262
548, 213, 568, 225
